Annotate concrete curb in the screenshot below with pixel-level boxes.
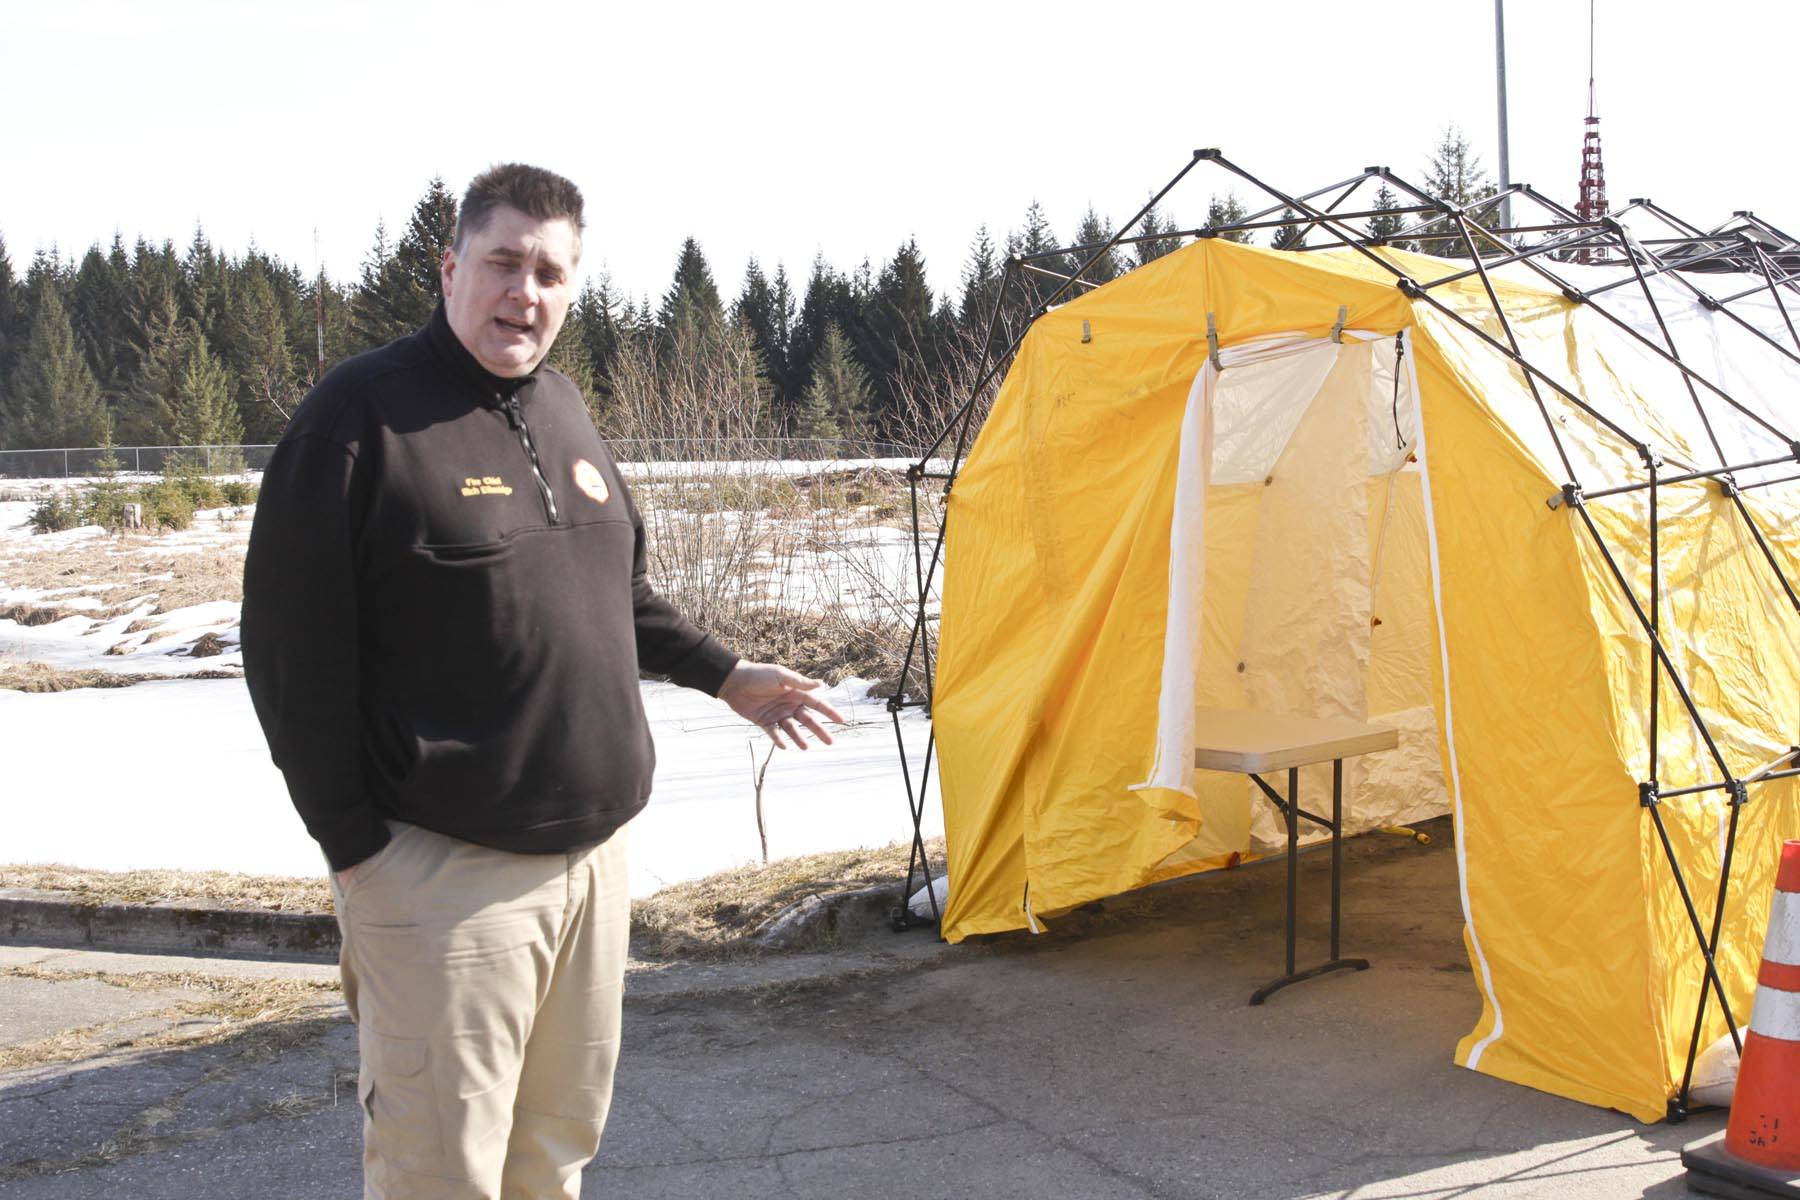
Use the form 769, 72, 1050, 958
0, 882, 923, 965
0, 888, 340, 963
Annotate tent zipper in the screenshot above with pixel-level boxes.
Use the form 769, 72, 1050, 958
501, 393, 559, 525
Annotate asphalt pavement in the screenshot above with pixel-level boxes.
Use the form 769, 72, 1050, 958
0, 824, 1719, 1198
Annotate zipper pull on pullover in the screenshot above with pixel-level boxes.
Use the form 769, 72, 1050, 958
505, 392, 560, 525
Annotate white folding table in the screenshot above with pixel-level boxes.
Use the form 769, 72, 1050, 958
1192, 706, 1399, 1005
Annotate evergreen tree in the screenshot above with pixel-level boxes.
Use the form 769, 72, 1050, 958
1270, 208, 1305, 251
1422, 126, 1494, 210
545, 309, 597, 400
171, 327, 243, 450
1419, 126, 1497, 258
1369, 184, 1409, 250
568, 274, 623, 409
790, 255, 858, 404
732, 257, 789, 416
1204, 194, 1252, 244
350, 220, 410, 349
767, 264, 800, 416
0, 234, 18, 432
180, 226, 233, 347
226, 258, 298, 442
1007, 201, 1067, 312
127, 237, 183, 374
798, 323, 873, 442
349, 180, 460, 352
6, 282, 110, 449
68, 240, 133, 404
120, 291, 184, 445
18, 250, 65, 324
300, 268, 356, 380
1131, 201, 1183, 267
859, 238, 939, 426
957, 224, 1002, 333
657, 237, 724, 347
1070, 207, 1124, 286
392, 177, 457, 319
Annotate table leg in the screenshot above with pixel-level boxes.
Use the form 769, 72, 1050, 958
1285, 766, 1298, 978
1249, 758, 1372, 1006
1331, 757, 1342, 960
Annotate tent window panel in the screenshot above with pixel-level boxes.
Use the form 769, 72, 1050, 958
1210, 345, 1340, 486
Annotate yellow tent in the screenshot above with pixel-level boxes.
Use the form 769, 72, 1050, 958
929, 234, 1800, 1122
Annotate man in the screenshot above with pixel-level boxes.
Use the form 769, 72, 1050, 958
242, 163, 841, 1199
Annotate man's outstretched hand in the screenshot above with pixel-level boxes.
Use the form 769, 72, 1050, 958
717, 662, 845, 749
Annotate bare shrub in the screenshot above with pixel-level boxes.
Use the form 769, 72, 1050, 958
585, 322, 1000, 700
595, 326, 794, 654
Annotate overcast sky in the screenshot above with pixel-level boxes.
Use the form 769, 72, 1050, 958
6, 0, 1794, 304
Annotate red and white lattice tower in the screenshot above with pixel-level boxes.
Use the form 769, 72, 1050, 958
1574, 2, 1608, 263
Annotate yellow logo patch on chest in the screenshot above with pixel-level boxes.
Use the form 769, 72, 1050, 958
460, 475, 514, 497
573, 459, 610, 505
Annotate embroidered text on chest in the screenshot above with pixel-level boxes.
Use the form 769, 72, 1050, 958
460, 476, 514, 498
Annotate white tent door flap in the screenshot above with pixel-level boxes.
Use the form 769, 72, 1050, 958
1143, 333, 1450, 864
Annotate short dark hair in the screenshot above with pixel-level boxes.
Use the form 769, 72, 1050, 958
454, 163, 585, 254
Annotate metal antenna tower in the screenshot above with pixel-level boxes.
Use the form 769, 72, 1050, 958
1575, 0, 1608, 263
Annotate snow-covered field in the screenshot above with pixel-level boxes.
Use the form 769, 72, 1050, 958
0, 484, 943, 898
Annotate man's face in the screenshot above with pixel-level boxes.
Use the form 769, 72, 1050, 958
442, 205, 579, 379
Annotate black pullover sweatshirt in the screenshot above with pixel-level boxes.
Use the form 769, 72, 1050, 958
242, 305, 739, 871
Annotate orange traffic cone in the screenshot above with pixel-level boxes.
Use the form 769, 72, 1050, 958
1684, 839, 1800, 1198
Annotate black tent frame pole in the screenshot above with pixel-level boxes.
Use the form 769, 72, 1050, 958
1603, 227, 1800, 622
1443, 208, 1800, 439
1746, 239, 1800, 353
1577, 453, 1800, 500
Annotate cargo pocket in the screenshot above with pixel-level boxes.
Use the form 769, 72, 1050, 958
360, 1031, 445, 1176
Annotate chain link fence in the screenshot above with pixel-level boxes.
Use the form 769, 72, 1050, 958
0, 439, 921, 482
0, 445, 277, 480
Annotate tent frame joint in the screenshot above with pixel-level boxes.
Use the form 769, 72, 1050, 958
1546, 482, 1585, 511
1638, 781, 1659, 808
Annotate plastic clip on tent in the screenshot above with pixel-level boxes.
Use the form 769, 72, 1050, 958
1683, 839, 1800, 1197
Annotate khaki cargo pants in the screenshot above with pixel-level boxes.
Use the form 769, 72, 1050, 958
331, 821, 629, 1200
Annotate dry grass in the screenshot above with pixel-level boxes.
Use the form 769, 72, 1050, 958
0, 864, 332, 912
0, 537, 242, 616
146, 546, 243, 613
631, 837, 946, 960
0, 661, 240, 692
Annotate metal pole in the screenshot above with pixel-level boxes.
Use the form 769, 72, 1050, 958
1286, 767, 1299, 977
1495, 0, 1512, 234
1331, 758, 1344, 960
